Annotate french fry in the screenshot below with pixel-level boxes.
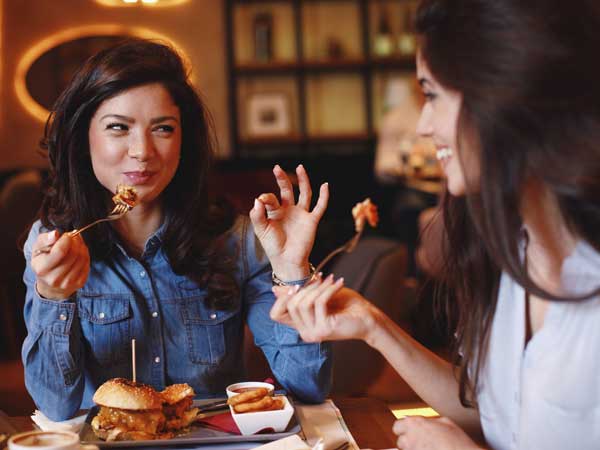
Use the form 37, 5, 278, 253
262, 397, 285, 411
233, 395, 273, 413
227, 387, 269, 406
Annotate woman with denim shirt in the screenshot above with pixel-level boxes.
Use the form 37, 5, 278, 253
22, 38, 332, 421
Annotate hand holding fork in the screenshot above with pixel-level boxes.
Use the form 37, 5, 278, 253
33, 185, 137, 257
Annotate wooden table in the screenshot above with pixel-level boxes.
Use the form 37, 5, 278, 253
6, 397, 398, 449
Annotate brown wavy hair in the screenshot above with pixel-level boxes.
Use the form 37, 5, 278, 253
416, 0, 600, 406
39, 38, 238, 309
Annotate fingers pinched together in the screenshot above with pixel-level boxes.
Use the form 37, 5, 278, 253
249, 164, 329, 281
270, 274, 346, 342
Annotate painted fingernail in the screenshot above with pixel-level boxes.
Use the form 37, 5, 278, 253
288, 287, 295, 295
254, 198, 259, 208
298, 164, 304, 170
317, 272, 323, 279
294, 284, 301, 292
337, 277, 345, 284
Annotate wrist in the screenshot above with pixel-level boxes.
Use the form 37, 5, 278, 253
363, 306, 389, 349
271, 262, 312, 284
36, 281, 74, 301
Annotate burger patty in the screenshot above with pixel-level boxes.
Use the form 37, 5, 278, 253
164, 397, 193, 419
95, 407, 165, 435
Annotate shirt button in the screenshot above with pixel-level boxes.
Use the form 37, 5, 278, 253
59, 314, 67, 321
152, 311, 158, 318
98, 312, 105, 319
140, 271, 146, 278
154, 356, 160, 363
210, 313, 217, 319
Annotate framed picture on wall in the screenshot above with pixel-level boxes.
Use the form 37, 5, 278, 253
247, 92, 291, 136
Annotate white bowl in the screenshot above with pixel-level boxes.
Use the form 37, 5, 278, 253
226, 381, 274, 398
229, 395, 294, 436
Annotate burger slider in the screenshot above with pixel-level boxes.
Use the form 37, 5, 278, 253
91, 378, 169, 441
160, 384, 199, 431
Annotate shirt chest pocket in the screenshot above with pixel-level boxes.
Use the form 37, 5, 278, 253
78, 294, 131, 366
180, 297, 239, 365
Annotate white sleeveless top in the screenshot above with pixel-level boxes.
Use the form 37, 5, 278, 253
477, 241, 600, 450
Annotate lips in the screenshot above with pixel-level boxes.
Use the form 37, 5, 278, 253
123, 171, 156, 185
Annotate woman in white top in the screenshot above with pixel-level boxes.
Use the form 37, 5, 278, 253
250, 0, 600, 449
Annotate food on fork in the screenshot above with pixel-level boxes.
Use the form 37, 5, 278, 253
351, 198, 379, 232
91, 378, 198, 441
112, 184, 138, 208
227, 387, 284, 414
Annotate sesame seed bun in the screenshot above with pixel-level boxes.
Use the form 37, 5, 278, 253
93, 378, 163, 410
161, 383, 195, 405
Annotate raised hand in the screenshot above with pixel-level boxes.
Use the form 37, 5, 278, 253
270, 275, 380, 344
31, 230, 90, 300
250, 164, 328, 281
393, 416, 484, 450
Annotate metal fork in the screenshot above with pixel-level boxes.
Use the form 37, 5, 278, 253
311, 228, 364, 281
32, 203, 131, 257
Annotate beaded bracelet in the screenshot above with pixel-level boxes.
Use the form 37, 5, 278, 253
271, 263, 316, 287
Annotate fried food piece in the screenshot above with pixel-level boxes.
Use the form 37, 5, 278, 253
233, 395, 274, 413
351, 198, 379, 232
112, 184, 138, 208
262, 397, 285, 411
227, 387, 269, 406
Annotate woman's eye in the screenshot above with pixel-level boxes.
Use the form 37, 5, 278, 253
153, 124, 175, 134
106, 123, 128, 132
423, 92, 437, 102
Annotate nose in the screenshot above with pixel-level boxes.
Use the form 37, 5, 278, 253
416, 104, 434, 138
128, 131, 155, 161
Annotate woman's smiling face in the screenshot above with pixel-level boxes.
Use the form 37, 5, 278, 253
415, 52, 472, 196
88, 82, 182, 208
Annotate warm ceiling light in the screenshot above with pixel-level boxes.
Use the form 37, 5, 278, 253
94, 0, 190, 6
15, 24, 193, 123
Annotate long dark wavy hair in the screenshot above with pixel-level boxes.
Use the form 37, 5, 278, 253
39, 38, 238, 309
416, 0, 600, 406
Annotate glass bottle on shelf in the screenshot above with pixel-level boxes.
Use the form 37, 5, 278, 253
373, 5, 393, 57
397, 5, 416, 56
253, 11, 273, 62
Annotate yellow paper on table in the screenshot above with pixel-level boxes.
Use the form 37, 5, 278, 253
251, 435, 310, 450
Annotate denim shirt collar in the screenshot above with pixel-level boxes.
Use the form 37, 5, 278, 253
113, 213, 170, 259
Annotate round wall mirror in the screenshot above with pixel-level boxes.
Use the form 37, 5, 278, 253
25, 35, 127, 111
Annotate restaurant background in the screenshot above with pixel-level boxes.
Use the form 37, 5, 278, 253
0, 0, 441, 417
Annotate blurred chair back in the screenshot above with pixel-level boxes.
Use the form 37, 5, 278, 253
327, 236, 419, 402
0, 170, 43, 360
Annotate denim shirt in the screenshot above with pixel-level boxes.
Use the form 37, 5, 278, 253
22, 216, 332, 421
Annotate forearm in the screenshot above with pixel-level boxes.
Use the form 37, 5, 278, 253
22, 328, 85, 420
267, 336, 332, 403
367, 308, 480, 432
23, 271, 85, 420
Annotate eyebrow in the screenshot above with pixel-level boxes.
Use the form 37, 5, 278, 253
418, 78, 431, 88
99, 114, 180, 125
